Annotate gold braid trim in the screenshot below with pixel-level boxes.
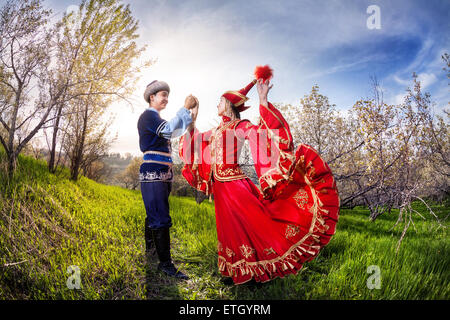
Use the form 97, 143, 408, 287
255, 102, 297, 197
223, 91, 249, 106
181, 128, 214, 196
217, 170, 333, 281
182, 165, 212, 196
219, 104, 295, 189
212, 119, 248, 182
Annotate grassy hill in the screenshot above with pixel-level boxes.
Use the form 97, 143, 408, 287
0, 150, 449, 299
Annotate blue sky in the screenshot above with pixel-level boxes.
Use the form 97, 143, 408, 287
39, 0, 450, 154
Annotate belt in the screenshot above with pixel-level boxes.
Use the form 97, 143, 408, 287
143, 150, 173, 166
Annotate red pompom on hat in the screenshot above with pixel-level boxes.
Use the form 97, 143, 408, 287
222, 65, 273, 112
254, 65, 273, 83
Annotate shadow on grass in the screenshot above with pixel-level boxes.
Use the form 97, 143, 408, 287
144, 255, 184, 300
0, 265, 42, 299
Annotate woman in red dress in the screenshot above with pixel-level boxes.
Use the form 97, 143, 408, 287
179, 66, 340, 284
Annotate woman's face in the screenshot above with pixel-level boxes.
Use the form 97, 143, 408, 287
217, 97, 227, 116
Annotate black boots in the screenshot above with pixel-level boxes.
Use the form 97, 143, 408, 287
145, 218, 156, 257
151, 227, 189, 280
145, 219, 189, 280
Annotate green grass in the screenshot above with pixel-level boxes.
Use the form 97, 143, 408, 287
0, 150, 449, 299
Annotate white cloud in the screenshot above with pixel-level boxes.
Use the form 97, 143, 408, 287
304, 54, 383, 80
417, 72, 437, 88
393, 75, 411, 86
392, 72, 437, 90
403, 38, 435, 73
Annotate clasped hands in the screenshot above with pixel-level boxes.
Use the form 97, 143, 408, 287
184, 94, 199, 122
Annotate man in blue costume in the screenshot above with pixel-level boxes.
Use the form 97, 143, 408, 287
138, 80, 198, 280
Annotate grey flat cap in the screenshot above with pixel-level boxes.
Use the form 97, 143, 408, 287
144, 80, 170, 103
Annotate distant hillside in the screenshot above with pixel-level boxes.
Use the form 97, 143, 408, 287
20, 148, 134, 186
101, 153, 133, 185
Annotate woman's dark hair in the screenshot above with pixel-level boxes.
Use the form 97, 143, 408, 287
224, 98, 241, 120
231, 104, 241, 119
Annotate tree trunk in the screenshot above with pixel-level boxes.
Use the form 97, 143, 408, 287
6, 91, 21, 179
70, 104, 89, 181
48, 104, 63, 173
70, 146, 81, 181
7, 151, 17, 180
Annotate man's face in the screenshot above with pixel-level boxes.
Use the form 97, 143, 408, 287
150, 91, 169, 111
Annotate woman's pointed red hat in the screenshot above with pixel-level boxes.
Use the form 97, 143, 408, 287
222, 65, 273, 112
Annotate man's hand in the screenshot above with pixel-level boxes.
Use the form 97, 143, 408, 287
191, 96, 199, 121
184, 94, 197, 110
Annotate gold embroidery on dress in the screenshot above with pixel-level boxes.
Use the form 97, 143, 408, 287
217, 242, 223, 252
264, 247, 276, 255
201, 104, 337, 281
293, 188, 309, 209
211, 119, 248, 182
217, 165, 244, 176
239, 244, 256, 259
226, 247, 235, 257
308, 166, 316, 179
285, 224, 300, 239
256, 110, 297, 197
265, 175, 278, 188
215, 141, 339, 282
211, 120, 237, 166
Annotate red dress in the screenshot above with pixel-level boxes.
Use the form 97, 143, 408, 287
179, 102, 339, 284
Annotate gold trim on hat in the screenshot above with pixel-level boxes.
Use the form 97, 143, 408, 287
223, 91, 249, 106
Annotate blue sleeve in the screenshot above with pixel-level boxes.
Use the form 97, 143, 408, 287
159, 107, 192, 139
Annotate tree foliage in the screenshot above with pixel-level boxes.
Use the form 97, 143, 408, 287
0, 0, 54, 176
279, 71, 448, 250
0, 0, 150, 181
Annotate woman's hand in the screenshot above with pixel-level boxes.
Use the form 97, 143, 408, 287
184, 94, 197, 110
256, 79, 273, 107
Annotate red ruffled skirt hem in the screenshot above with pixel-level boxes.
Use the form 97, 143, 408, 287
213, 144, 339, 285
